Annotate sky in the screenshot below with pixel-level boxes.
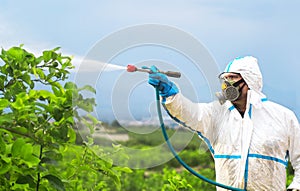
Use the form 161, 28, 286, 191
1, 0, 299, 123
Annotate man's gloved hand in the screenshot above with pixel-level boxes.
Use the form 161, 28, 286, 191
144, 65, 179, 97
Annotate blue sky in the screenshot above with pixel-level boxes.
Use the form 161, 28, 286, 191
1, 0, 299, 122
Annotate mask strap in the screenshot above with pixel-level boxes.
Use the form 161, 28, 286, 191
232, 78, 245, 87
239, 82, 246, 92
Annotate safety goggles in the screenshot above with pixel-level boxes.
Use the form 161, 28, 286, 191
218, 72, 242, 81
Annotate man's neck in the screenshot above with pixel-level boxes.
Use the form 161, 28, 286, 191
232, 98, 247, 117
232, 86, 248, 117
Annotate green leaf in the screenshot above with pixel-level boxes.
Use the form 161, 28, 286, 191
32, 66, 38, 78
28, 89, 38, 98
52, 47, 61, 52
106, 169, 121, 190
0, 99, 9, 110
11, 97, 25, 110
22, 143, 33, 158
20, 73, 33, 88
16, 175, 35, 188
64, 82, 77, 89
12, 142, 40, 167
23, 154, 40, 168
43, 50, 53, 62
5, 65, 13, 76
81, 118, 95, 134
52, 85, 62, 96
7, 47, 25, 62
13, 126, 28, 134
77, 98, 95, 112
52, 82, 65, 96
36, 68, 46, 79
0, 114, 14, 124
41, 157, 57, 165
49, 67, 56, 75
65, 89, 78, 101
24, 51, 35, 63
52, 61, 59, 67
43, 174, 65, 191
16, 91, 28, 99
78, 85, 96, 94
0, 134, 6, 154
0, 75, 6, 90
11, 138, 26, 157
0, 159, 11, 175
44, 150, 63, 161
67, 127, 76, 143
83, 136, 94, 146
113, 166, 133, 173
39, 90, 54, 99
7, 80, 26, 97
53, 107, 63, 121
86, 113, 100, 125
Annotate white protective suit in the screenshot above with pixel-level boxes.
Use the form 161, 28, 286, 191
162, 56, 300, 190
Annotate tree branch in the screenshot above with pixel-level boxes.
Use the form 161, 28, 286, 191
0, 126, 39, 143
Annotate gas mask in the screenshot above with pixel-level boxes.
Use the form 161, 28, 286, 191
215, 77, 246, 105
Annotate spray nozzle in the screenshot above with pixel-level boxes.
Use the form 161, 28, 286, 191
127, 64, 137, 72
126, 65, 181, 78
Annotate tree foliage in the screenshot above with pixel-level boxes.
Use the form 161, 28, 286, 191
0, 45, 130, 190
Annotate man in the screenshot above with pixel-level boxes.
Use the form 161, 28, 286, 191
147, 56, 300, 190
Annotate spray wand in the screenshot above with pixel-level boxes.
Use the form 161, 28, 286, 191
127, 65, 181, 78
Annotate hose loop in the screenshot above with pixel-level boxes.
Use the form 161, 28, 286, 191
155, 88, 244, 191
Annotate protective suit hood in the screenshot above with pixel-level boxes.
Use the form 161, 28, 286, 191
221, 56, 263, 93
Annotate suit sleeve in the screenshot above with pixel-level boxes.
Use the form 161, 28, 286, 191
162, 93, 215, 137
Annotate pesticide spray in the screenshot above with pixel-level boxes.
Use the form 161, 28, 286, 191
103, 63, 127, 71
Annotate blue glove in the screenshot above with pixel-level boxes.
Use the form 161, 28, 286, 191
143, 65, 179, 97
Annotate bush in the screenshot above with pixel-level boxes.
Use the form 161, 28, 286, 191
0, 46, 131, 190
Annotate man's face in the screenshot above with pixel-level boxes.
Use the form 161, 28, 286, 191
219, 72, 248, 103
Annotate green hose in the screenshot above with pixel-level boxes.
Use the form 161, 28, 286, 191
155, 88, 245, 191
